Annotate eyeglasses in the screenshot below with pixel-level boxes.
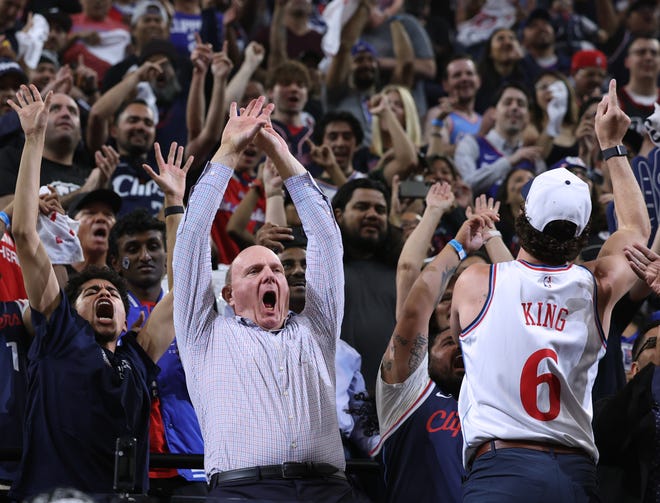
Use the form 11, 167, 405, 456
634, 336, 657, 361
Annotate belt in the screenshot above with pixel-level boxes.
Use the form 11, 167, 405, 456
473, 439, 589, 463
209, 462, 346, 488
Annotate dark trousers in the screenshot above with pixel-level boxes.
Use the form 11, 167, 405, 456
207, 477, 369, 502
464, 446, 600, 503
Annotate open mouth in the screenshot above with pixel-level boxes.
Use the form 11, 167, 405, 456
96, 299, 114, 321
454, 354, 464, 371
93, 227, 108, 239
262, 291, 276, 310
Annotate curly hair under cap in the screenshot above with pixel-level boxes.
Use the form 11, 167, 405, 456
515, 208, 590, 265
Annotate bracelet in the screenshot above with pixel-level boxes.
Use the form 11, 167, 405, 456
163, 205, 185, 217
0, 211, 10, 228
447, 239, 466, 260
483, 229, 502, 243
267, 191, 284, 198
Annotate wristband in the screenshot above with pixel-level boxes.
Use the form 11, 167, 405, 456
447, 239, 466, 260
601, 144, 627, 161
163, 205, 185, 217
483, 229, 502, 243
431, 118, 444, 128
0, 211, 10, 228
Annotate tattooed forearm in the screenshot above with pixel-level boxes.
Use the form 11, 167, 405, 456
433, 265, 458, 306
408, 332, 428, 373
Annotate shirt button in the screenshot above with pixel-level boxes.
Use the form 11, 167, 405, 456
291, 442, 297, 448
283, 391, 288, 396
279, 366, 284, 371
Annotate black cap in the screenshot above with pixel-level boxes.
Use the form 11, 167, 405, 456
0, 58, 28, 89
523, 8, 553, 28
139, 39, 179, 67
42, 8, 73, 33
628, 0, 657, 13
68, 189, 122, 218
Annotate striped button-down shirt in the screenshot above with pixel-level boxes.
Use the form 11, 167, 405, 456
173, 162, 345, 479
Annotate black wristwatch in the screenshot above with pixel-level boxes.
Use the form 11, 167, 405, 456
601, 144, 628, 161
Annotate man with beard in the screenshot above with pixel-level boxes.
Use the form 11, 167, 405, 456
371, 183, 496, 502
454, 82, 544, 198
8, 84, 177, 499
332, 178, 401, 390
427, 55, 482, 156
519, 8, 571, 86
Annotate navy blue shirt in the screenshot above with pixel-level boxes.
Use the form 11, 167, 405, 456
10, 292, 158, 498
378, 381, 464, 502
0, 300, 29, 483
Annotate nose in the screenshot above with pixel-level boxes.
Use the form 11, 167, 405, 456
139, 246, 152, 262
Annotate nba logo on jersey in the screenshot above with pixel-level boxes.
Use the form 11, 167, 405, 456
543, 276, 552, 288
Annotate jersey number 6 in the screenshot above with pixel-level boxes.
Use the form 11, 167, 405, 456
520, 348, 560, 421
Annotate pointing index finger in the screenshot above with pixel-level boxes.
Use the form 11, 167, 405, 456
607, 79, 618, 109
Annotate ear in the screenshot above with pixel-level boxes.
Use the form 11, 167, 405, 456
109, 255, 121, 273
221, 284, 234, 306
110, 123, 118, 139
333, 207, 343, 224
630, 361, 640, 377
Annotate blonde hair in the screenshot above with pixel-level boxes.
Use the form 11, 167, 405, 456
371, 85, 422, 156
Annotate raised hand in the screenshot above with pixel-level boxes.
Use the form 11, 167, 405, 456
244, 42, 265, 69
143, 142, 194, 201
95, 145, 120, 183
191, 32, 213, 74
262, 158, 283, 197
135, 58, 165, 82
211, 41, 234, 80
305, 139, 338, 170
425, 181, 455, 214
458, 204, 499, 253
467, 194, 501, 240
255, 222, 293, 253
8, 84, 52, 137
595, 79, 631, 149
221, 97, 274, 156
625, 242, 660, 295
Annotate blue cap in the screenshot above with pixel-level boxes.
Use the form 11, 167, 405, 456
351, 40, 377, 58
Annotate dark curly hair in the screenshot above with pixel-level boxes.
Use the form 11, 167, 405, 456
515, 208, 590, 265
64, 265, 130, 316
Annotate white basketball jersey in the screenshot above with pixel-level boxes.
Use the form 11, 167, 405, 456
458, 260, 606, 466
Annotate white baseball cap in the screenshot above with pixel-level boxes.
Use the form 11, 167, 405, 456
523, 168, 591, 237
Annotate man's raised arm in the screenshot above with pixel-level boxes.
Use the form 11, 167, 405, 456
173, 98, 273, 347
590, 80, 651, 304
10, 86, 61, 319
254, 121, 344, 341
139, 141, 193, 362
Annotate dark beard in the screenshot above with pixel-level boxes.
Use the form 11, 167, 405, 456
429, 368, 462, 399
151, 77, 181, 105
342, 227, 385, 258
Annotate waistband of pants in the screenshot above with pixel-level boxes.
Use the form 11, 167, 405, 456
473, 439, 591, 465
208, 462, 346, 488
